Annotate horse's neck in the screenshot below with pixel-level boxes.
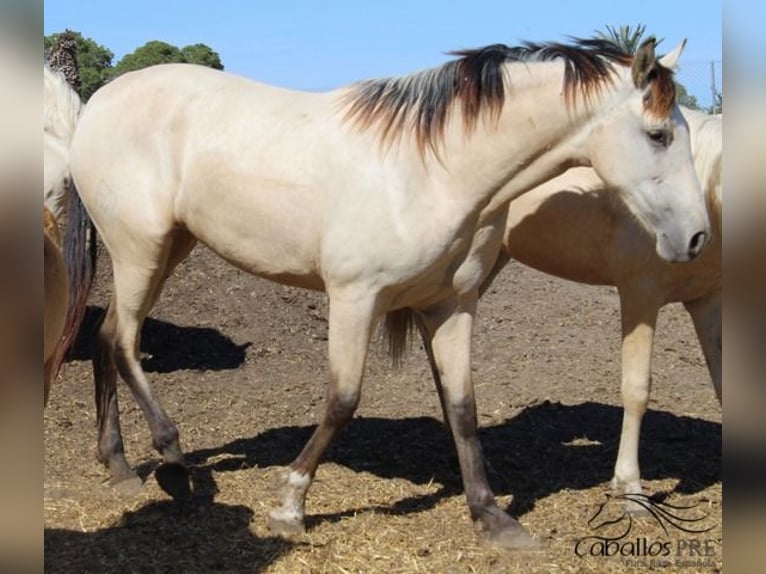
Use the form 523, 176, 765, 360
684, 108, 722, 218
440, 62, 619, 211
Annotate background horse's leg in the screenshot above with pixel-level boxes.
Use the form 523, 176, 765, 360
414, 314, 452, 435
268, 289, 378, 535
684, 292, 722, 403
419, 296, 537, 550
612, 289, 660, 501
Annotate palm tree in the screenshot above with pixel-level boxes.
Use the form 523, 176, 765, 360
594, 24, 651, 55
594, 24, 707, 111
47, 30, 81, 95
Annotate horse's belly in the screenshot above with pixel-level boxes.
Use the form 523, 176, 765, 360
179, 179, 325, 290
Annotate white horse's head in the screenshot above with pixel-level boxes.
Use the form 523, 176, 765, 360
585, 38, 710, 262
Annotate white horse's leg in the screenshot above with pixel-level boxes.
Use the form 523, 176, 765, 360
419, 296, 537, 550
268, 288, 378, 535
684, 292, 722, 404
612, 290, 660, 499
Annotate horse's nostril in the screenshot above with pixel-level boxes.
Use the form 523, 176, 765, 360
688, 231, 708, 258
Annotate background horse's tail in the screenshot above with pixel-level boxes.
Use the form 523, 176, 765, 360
384, 308, 416, 367
44, 49, 99, 391
47, 181, 98, 384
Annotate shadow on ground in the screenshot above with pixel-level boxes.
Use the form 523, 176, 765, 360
44, 465, 296, 574
68, 306, 250, 373
154, 400, 720, 526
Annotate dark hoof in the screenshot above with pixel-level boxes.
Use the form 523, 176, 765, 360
267, 511, 306, 537
109, 474, 144, 497
155, 462, 192, 500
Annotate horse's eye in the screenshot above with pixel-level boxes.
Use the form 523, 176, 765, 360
646, 129, 670, 147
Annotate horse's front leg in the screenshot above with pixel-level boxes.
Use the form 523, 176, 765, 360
268, 288, 378, 535
419, 296, 538, 550
612, 289, 660, 501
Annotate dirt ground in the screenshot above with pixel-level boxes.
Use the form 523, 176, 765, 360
44, 244, 722, 573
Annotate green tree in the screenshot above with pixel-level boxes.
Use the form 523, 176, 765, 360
44, 30, 114, 101
112, 40, 223, 78
111, 40, 185, 76
181, 43, 224, 70
675, 82, 700, 110
708, 90, 722, 114
594, 24, 706, 112
594, 24, 649, 55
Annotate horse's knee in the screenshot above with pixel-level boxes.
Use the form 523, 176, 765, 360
325, 390, 359, 427
621, 375, 651, 412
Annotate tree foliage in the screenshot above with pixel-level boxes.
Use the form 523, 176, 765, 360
44, 31, 113, 101
709, 90, 722, 114
593, 24, 718, 113
180, 43, 224, 70
593, 24, 650, 55
111, 40, 185, 76
675, 82, 700, 110
45, 31, 224, 100
112, 40, 223, 77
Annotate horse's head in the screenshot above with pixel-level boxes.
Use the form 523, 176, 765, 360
584, 38, 710, 263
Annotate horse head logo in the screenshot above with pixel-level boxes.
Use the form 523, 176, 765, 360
588, 493, 715, 537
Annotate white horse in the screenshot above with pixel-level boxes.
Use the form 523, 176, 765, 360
43, 65, 95, 406
477, 107, 721, 499
67, 37, 708, 549
44, 65, 81, 223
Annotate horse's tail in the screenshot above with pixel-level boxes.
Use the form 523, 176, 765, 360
47, 169, 98, 384
383, 308, 416, 367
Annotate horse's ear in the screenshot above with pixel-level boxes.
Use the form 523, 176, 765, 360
657, 38, 687, 71
631, 37, 657, 88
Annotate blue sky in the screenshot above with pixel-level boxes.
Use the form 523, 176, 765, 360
44, 1, 721, 101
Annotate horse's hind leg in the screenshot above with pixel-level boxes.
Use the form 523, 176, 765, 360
415, 313, 452, 434
684, 292, 722, 403
94, 300, 142, 490
268, 288, 377, 534
97, 230, 196, 494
